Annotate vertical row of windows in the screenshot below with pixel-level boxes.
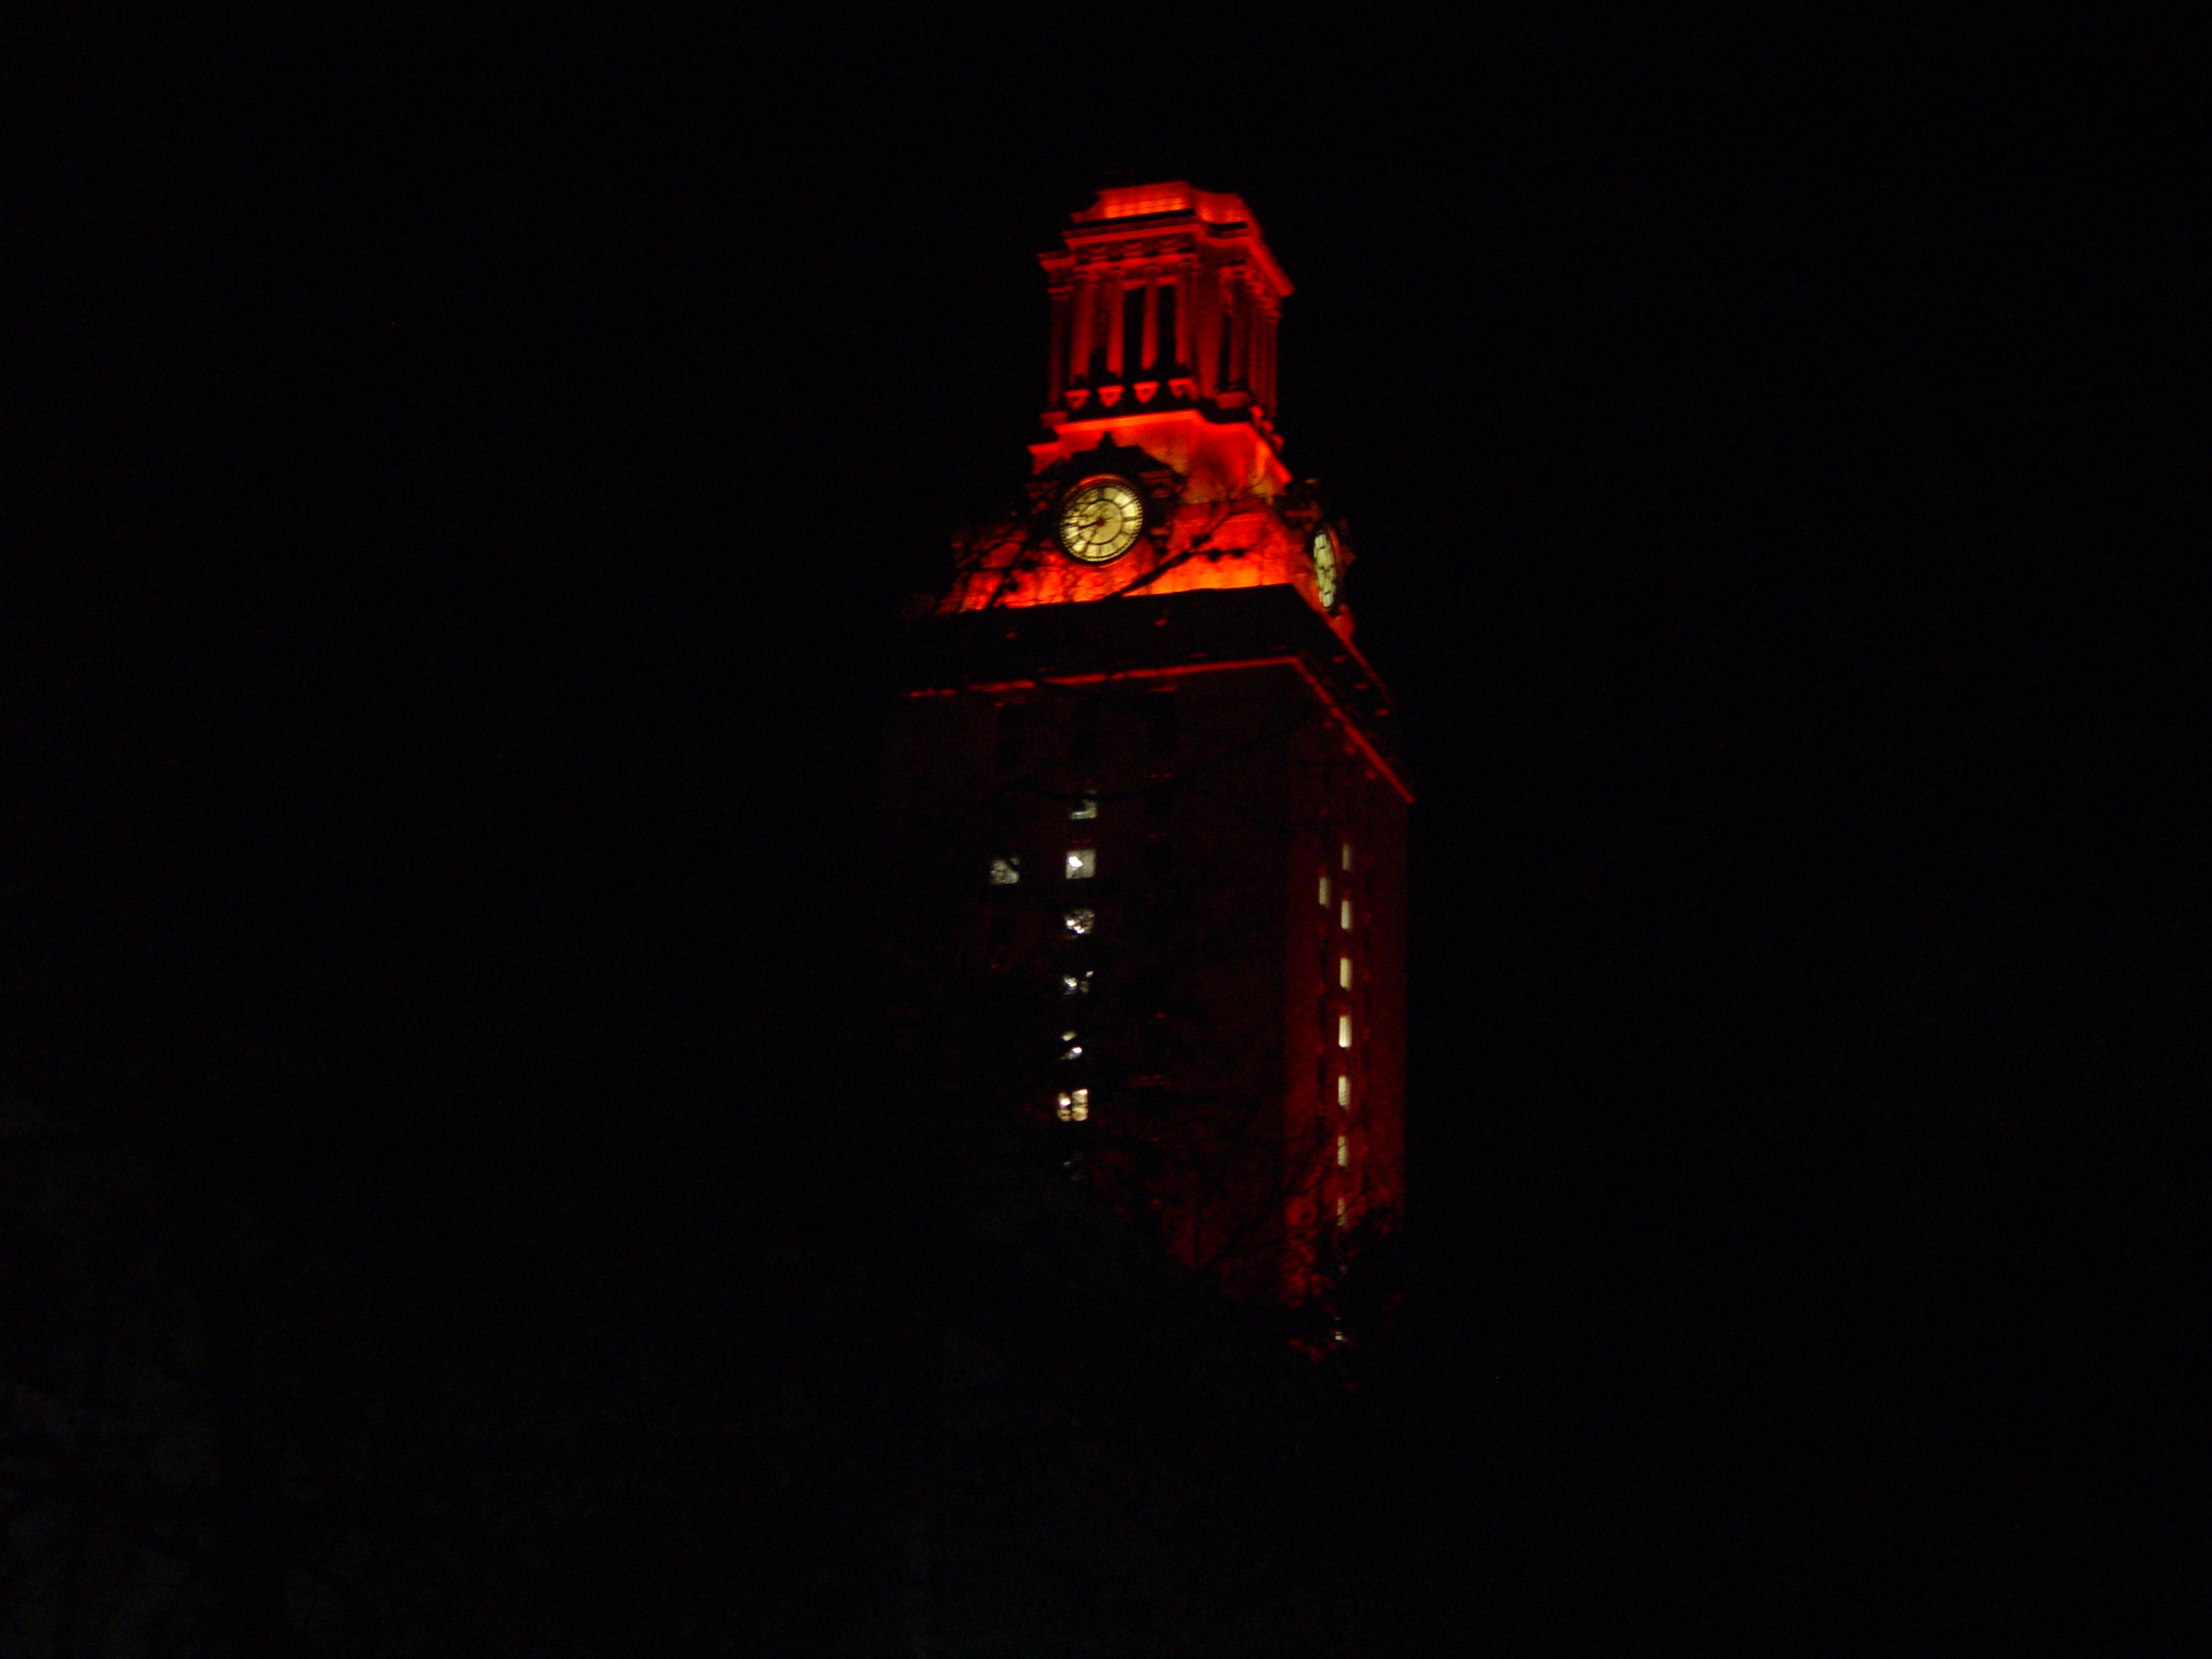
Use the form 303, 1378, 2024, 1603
982, 695, 1179, 1135
1329, 836, 1358, 1227
1060, 785, 1098, 1121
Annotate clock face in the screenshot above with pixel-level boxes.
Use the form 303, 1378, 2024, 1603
1058, 477, 1146, 564
1312, 528, 1340, 608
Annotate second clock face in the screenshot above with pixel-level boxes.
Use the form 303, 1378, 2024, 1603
1058, 478, 1145, 564
1312, 528, 1340, 608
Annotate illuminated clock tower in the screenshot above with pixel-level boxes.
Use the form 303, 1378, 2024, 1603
887, 183, 1408, 1313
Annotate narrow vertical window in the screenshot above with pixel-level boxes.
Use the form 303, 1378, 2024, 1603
1088, 283, 1110, 381
1337, 1135, 1350, 1168
1319, 874, 1332, 907
1337, 1074, 1351, 1109
1065, 848, 1096, 880
1338, 956, 1352, 990
1341, 841, 1354, 871
1122, 287, 1146, 375
1057, 1088, 1090, 1122
1339, 898, 1353, 931
1157, 282, 1179, 367
1338, 1014, 1352, 1049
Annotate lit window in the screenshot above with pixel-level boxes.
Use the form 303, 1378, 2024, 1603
1335, 1196, 1348, 1224
1070, 794, 1097, 821
1064, 907, 1096, 937
1337, 1074, 1351, 1109
1337, 1135, 1350, 1168
1059, 1031, 1084, 1061
1319, 874, 1331, 907
1056, 1088, 1090, 1122
1060, 970, 1093, 997
988, 855, 1021, 886
1065, 847, 1096, 880
1338, 956, 1352, 990
1339, 898, 1352, 931
1338, 1014, 1352, 1048
1341, 841, 1353, 872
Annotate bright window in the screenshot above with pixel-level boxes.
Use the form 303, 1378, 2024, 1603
1061, 971, 1093, 997
1070, 794, 1098, 821
1338, 1014, 1352, 1048
1339, 898, 1352, 931
1337, 1135, 1350, 1167
1064, 907, 1096, 938
1337, 1074, 1351, 1109
1065, 847, 1096, 880
1338, 956, 1352, 990
988, 855, 1020, 886
1319, 874, 1331, 907
1341, 841, 1353, 871
1056, 1088, 1090, 1122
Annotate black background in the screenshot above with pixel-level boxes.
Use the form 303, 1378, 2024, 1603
6, 12, 2205, 1652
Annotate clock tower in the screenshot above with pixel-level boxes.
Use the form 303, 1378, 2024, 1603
887, 183, 1408, 1314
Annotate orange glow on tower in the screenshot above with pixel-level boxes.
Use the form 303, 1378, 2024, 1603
943, 183, 1353, 633
891, 184, 1407, 1321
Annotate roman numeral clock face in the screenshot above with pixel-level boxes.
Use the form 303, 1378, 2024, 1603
1311, 528, 1340, 608
1057, 477, 1145, 564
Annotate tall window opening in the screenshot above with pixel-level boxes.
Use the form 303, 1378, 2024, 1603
1157, 282, 1179, 368
1087, 291, 1109, 381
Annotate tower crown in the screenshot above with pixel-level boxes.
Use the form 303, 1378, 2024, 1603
941, 183, 1355, 631
1040, 181, 1293, 466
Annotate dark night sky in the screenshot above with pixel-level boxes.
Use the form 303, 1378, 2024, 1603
6, 13, 2206, 1649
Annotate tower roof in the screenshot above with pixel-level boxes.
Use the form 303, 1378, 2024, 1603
1060, 182, 1292, 301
